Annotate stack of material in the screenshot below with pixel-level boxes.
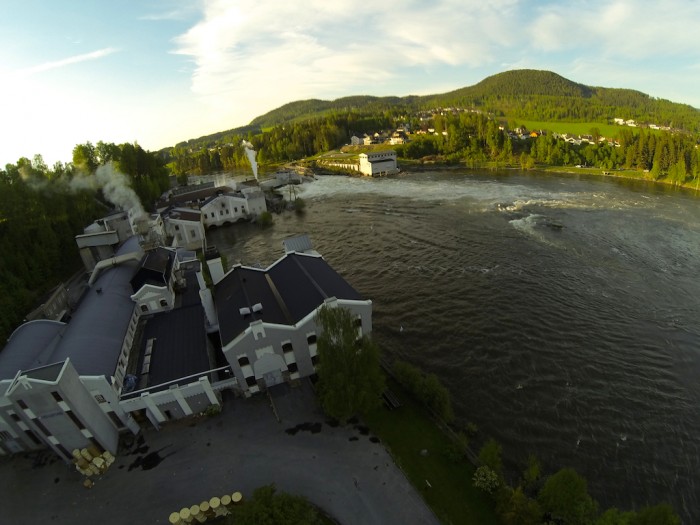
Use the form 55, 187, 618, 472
72, 446, 115, 481
169, 491, 244, 522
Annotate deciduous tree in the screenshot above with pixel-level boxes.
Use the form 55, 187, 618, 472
315, 304, 384, 423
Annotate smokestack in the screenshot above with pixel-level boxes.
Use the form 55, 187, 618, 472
241, 140, 258, 181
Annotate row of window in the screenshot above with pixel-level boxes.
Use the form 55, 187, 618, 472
237, 334, 318, 368
140, 299, 169, 312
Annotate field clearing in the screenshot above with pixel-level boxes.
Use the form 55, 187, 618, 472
521, 120, 632, 138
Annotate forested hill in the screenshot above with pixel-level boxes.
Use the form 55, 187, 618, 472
425, 70, 700, 130
235, 69, 700, 133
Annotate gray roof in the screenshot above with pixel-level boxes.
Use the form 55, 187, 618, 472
282, 234, 313, 254
215, 253, 363, 346
0, 320, 66, 380
0, 236, 143, 380
138, 304, 209, 391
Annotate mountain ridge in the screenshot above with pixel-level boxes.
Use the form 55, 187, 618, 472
171, 69, 700, 149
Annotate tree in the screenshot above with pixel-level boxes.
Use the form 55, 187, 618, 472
501, 486, 542, 525
628, 504, 680, 525
596, 508, 634, 525
478, 438, 503, 476
230, 484, 324, 525
538, 468, 598, 525
315, 304, 385, 423
473, 465, 501, 494
521, 453, 542, 492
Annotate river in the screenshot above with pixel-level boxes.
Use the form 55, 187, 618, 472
207, 169, 700, 521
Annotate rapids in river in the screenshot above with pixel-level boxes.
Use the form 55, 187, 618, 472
208, 169, 700, 521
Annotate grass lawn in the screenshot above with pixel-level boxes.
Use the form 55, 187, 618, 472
520, 120, 630, 138
363, 379, 498, 525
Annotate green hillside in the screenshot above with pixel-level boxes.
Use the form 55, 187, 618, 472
235, 70, 700, 133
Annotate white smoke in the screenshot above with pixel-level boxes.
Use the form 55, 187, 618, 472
241, 140, 258, 181
70, 162, 145, 219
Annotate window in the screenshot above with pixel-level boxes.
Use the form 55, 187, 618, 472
10, 413, 20, 422
245, 376, 257, 387
211, 213, 215, 218
220, 210, 224, 216
66, 411, 85, 430
238, 356, 250, 367
94, 394, 106, 404
56, 444, 72, 460
234, 207, 238, 213
107, 411, 123, 429
288, 362, 298, 374
282, 342, 293, 354
190, 229, 196, 237
311, 355, 319, 366
0, 431, 12, 441
25, 430, 41, 445
140, 304, 149, 312
33, 419, 51, 437
175, 225, 180, 231
354, 317, 362, 328
17, 400, 28, 410
307, 334, 317, 345
50, 391, 63, 403
159, 299, 168, 307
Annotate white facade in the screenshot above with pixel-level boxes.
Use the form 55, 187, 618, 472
163, 208, 205, 250
358, 150, 399, 176
223, 298, 371, 396
200, 190, 267, 229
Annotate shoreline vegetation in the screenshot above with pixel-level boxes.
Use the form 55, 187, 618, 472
378, 359, 682, 525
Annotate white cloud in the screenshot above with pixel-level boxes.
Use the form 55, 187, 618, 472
172, 0, 531, 124
12, 48, 118, 78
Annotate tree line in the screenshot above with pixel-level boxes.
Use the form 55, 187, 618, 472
0, 142, 169, 343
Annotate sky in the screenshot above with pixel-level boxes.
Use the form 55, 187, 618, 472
1, 0, 700, 167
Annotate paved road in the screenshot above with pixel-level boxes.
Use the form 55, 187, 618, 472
0, 381, 440, 525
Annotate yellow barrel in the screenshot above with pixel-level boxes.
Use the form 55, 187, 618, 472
179, 507, 192, 524
72, 449, 82, 460
168, 511, 181, 524
190, 504, 206, 523
221, 494, 231, 507
80, 448, 93, 461
87, 444, 102, 457
232, 491, 243, 504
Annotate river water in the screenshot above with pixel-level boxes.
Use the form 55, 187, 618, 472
208, 169, 700, 521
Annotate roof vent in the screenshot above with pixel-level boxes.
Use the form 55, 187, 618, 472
252, 303, 263, 313
239, 307, 251, 317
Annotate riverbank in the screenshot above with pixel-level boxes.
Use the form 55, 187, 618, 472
398, 159, 700, 192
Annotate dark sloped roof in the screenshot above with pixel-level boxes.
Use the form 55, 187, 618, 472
138, 304, 210, 390
130, 248, 173, 292
215, 253, 363, 346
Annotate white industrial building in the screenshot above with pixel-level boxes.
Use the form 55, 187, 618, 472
358, 150, 399, 176
0, 221, 369, 463
210, 236, 372, 396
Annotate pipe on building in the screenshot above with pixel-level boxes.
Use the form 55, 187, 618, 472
88, 252, 143, 287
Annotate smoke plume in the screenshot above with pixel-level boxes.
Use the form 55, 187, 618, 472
70, 162, 145, 219
241, 140, 258, 181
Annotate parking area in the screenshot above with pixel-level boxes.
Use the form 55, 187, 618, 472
0, 380, 439, 524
